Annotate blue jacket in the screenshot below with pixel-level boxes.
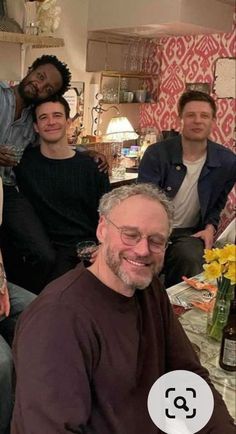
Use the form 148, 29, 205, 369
138, 136, 236, 229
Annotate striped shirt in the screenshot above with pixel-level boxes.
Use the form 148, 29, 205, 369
0, 82, 36, 186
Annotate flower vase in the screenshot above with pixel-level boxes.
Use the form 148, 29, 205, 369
206, 278, 233, 341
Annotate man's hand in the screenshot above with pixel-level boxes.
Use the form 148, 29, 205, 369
87, 150, 109, 173
192, 224, 215, 249
0, 282, 10, 318
0, 145, 19, 167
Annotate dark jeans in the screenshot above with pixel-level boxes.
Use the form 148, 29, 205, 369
2, 186, 78, 294
163, 227, 205, 288
0, 283, 35, 434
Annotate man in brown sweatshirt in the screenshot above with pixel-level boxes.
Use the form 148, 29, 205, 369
11, 183, 235, 433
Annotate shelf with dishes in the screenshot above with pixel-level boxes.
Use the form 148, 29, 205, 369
99, 71, 159, 104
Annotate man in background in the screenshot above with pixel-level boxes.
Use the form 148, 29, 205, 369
11, 184, 234, 433
14, 95, 110, 290
138, 90, 236, 287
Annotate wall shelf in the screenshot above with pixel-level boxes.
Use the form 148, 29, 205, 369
100, 71, 159, 104
0, 31, 64, 48
101, 71, 157, 79
0, 31, 64, 78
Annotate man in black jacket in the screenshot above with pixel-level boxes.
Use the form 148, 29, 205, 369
138, 91, 236, 287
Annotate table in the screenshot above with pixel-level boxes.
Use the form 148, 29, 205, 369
167, 280, 236, 421
109, 172, 137, 188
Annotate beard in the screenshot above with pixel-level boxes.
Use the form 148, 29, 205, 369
18, 78, 41, 104
105, 245, 162, 290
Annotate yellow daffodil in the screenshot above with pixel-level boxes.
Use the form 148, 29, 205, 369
203, 248, 220, 263
205, 243, 235, 342
224, 262, 236, 285
203, 261, 222, 280
203, 243, 235, 285
218, 244, 236, 264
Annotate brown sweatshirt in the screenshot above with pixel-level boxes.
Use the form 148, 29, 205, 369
11, 264, 235, 434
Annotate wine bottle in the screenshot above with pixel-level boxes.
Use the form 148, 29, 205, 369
219, 298, 236, 371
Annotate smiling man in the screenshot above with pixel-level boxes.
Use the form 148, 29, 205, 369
93, 194, 169, 295
0, 55, 108, 294
138, 90, 236, 287
11, 184, 235, 434
13, 95, 110, 288
0, 55, 71, 177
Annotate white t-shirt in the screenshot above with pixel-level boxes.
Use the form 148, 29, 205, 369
172, 155, 206, 228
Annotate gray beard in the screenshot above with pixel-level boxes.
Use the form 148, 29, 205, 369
105, 246, 160, 290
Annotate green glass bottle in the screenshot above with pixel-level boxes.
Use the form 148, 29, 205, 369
219, 298, 236, 372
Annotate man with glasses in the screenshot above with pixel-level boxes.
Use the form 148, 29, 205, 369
12, 184, 234, 433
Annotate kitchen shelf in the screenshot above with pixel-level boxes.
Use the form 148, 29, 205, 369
101, 71, 157, 78
0, 31, 64, 48
102, 102, 152, 105
100, 71, 159, 104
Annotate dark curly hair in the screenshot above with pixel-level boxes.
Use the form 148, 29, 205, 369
29, 55, 71, 96
178, 90, 217, 118
32, 95, 70, 122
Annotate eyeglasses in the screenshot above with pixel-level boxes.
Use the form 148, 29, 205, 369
106, 217, 170, 253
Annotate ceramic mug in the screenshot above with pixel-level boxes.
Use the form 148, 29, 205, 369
135, 89, 147, 103
123, 91, 134, 103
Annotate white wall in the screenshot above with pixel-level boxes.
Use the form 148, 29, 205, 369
4, 0, 88, 78
88, 0, 181, 30
87, 0, 233, 32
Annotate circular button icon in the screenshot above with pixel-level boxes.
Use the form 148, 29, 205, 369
147, 370, 214, 434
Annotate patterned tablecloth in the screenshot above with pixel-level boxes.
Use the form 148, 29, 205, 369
167, 281, 236, 421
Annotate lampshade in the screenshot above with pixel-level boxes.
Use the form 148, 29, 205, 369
103, 116, 139, 142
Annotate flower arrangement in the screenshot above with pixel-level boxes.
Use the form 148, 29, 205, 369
203, 244, 236, 341
36, 0, 61, 35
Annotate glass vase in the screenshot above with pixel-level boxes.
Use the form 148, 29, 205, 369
206, 278, 233, 341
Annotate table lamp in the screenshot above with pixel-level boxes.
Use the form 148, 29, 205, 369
103, 116, 139, 179
102, 116, 139, 143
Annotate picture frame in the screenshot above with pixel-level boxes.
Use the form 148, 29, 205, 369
213, 57, 235, 98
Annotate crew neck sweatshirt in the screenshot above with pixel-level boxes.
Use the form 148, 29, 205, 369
12, 264, 235, 434
14, 147, 110, 247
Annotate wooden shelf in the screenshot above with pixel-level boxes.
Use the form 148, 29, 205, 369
100, 71, 159, 104
0, 31, 64, 48
101, 71, 158, 79
102, 101, 153, 105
